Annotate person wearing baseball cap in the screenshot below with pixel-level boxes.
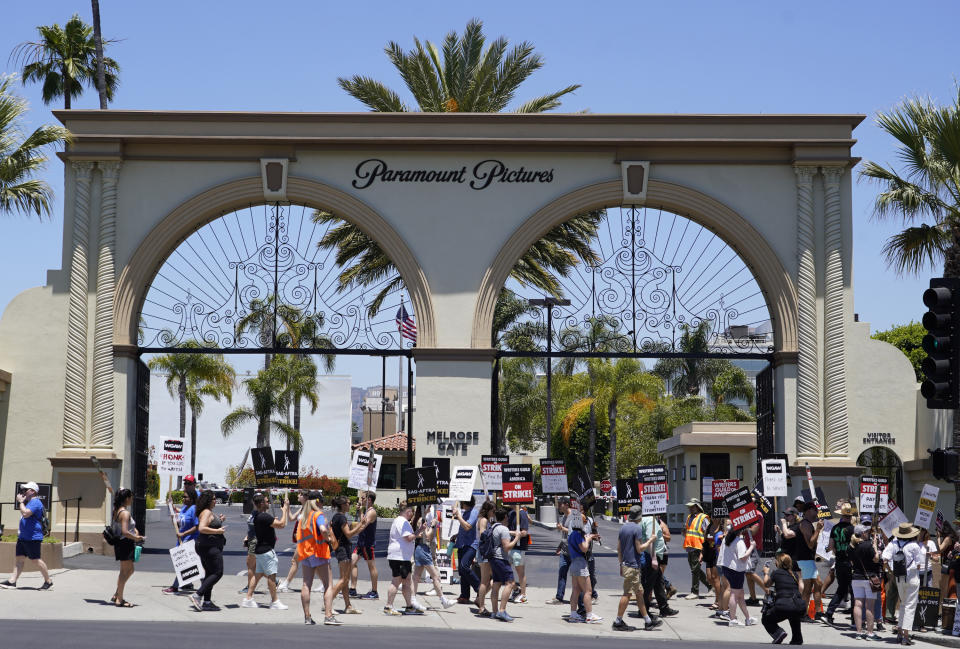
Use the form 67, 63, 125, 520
1, 482, 53, 590
612, 505, 662, 631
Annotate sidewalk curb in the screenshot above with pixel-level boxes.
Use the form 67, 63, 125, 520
916, 633, 960, 648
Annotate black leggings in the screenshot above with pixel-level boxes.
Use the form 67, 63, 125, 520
196, 543, 224, 602
763, 609, 803, 644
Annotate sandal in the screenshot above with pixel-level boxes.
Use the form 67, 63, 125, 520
115, 599, 134, 608
109, 593, 118, 604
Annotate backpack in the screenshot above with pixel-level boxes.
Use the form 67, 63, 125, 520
892, 540, 907, 578
41, 514, 51, 538
479, 522, 500, 560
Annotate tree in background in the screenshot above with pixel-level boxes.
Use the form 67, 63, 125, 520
0, 75, 69, 219
707, 365, 755, 420
12, 14, 119, 109
221, 365, 302, 451
870, 322, 924, 381
185, 356, 235, 475
860, 88, 960, 513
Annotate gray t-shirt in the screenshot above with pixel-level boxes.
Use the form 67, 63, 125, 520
491, 522, 512, 560
619, 521, 644, 568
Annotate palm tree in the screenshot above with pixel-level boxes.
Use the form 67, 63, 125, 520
276, 310, 335, 442
270, 354, 320, 451
12, 14, 119, 109
860, 88, 960, 508
652, 321, 728, 397
338, 18, 580, 114
234, 295, 302, 368
221, 366, 302, 451
148, 341, 231, 445
708, 365, 754, 420
0, 75, 69, 219
559, 359, 661, 481
185, 357, 235, 475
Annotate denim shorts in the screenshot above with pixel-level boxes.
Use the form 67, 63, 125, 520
255, 549, 278, 575
490, 557, 514, 584
414, 544, 433, 567
570, 556, 590, 578
797, 559, 817, 580
301, 555, 329, 569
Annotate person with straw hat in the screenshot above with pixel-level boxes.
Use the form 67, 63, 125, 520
824, 501, 857, 626
881, 523, 923, 645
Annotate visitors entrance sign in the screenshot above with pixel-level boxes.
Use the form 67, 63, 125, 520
480, 455, 509, 491
501, 464, 534, 504
405, 467, 438, 506
422, 457, 451, 498
251, 446, 276, 488
637, 464, 668, 515
274, 450, 298, 488
539, 458, 568, 494
158, 437, 187, 476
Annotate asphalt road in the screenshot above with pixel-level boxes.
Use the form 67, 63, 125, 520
3, 620, 849, 649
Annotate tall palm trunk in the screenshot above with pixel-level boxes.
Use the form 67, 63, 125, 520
608, 399, 618, 483
293, 397, 301, 452
178, 376, 187, 438
286, 403, 293, 451
91, 0, 107, 109
587, 365, 597, 482
190, 407, 198, 475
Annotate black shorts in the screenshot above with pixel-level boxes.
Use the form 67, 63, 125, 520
15, 539, 41, 560
114, 538, 136, 562
389, 559, 412, 579
354, 545, 375, 561
335, 545, 351, 564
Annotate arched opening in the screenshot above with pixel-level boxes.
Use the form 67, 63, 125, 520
856, 446, 904, 508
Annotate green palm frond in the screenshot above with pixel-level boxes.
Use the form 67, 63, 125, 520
880, 223, 950, 275
337, 75, 407, 112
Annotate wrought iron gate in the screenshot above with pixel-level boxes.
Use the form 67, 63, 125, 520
754, 363, 777, 554
132, 359, 150, 535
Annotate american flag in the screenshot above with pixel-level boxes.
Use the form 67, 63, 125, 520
396, 304, 417, 343
937, 509, 945, 533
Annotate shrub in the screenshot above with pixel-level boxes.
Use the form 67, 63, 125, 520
298, 467, 356, 497
168, 490, 184, 504
230, 490, 244, 503
146, 469, 160, 498
146, 495, 156, 510
374, 504, 398, 519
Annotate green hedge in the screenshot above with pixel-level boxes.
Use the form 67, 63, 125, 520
147, 469, 160, 498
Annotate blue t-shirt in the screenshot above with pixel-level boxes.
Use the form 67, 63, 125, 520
568, 529, 586, 559
19, 498, 44, 541
455, 505, 481, 550
178, 504, 199, 542
618, 521, 644, 568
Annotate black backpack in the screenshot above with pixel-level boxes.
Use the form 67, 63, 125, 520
479, 522, 501, 560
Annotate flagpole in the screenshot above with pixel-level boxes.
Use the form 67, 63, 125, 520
398, 299, 403, 435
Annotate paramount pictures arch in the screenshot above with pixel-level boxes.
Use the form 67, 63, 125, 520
0, 111, 940, 547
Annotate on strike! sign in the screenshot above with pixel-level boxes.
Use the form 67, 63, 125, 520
539, 458, 568, 494
725, 486, 764, 532
712, 479, 740, 518
860, 476, 889, 514
501, 464, 534, 504
480, 455, 509, 491
637, 465, 668, 515
158, 437, 187, 476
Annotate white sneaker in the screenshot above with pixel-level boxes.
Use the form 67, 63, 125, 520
745, 617, 758, 626
423, 588, 439, 597
728, 619, 744, 627
312, 583, 325, 593
684, 593, 700, 600
277, 585, 294, 593
240, 598, 258, 608
585, 613, 603, 624
440, 596, 454, 609
411, 600, 427, 612
269, 600, 289, 610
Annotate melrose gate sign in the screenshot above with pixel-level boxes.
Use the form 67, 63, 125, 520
0, 110, 914, 551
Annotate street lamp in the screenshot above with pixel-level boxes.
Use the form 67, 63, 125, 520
529, 297, 571, 459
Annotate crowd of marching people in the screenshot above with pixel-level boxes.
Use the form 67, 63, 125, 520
5, 476, 957, 645
679, 495, 946, 645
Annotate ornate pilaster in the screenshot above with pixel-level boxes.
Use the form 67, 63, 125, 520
794, 165, 821, 457
822, 165, 848, 456
62, 161, 95, 449
91, 161, 121, 449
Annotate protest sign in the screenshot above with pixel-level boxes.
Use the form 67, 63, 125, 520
435, 550, 453, 584
760, 459, 788, 497
501, 464, 534, 504
879, 500, 909, 538
637, 464, 668, 515
405, 466, 438, 506
422, 457, 451, 498
816, 519, 835, 561
616, 478, 641, 517
440, 500, 460, 540
752, 488, 773, 517
914, 587, 939, 631
800, 486, 832, 520
480, 455, 509, 491
711, 479, 739, 518
274, 450, 299, 488
540, 458, 568, 494
701, 477, 713, 506
251, 446, 276, 488
915, 484, 939, 529
725, 486, 763, 532
347, 449, 382, 492
878, 477, 890, 514
448, 466, 477, 502
169, 539, 205, 587
158, 437, 188, 476
859, 476, 879, 514
569, 468, 596, 509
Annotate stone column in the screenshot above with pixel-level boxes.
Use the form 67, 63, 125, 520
62, 161, 95, 449
822, 165, 848, 457
91, 161, 122, 449
794, 165, 821, 457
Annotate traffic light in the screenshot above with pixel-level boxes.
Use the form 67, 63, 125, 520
930, 448, 960, 482
921, 278, 960, 409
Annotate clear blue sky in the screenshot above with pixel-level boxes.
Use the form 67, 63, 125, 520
2, 0, 959, 386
